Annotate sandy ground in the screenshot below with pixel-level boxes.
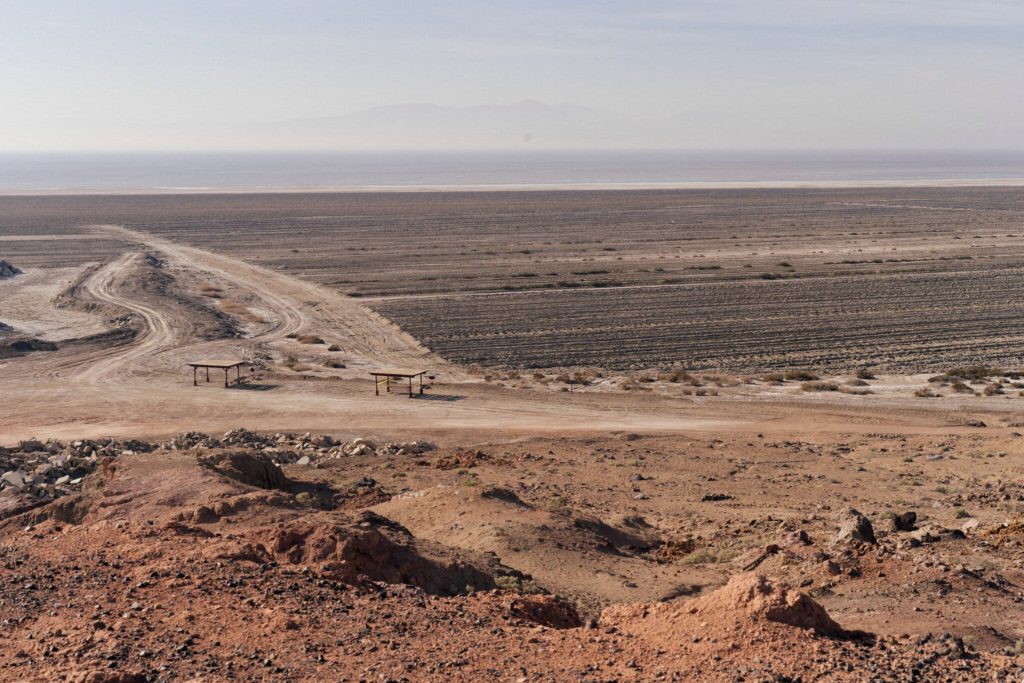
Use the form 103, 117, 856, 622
5, 219, 1024, 680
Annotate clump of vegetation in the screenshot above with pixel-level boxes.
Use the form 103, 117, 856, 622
762, 372, 786, 383
785, 370, 819, 381
283, 355, 312, 372
199, 284, 224, 298
802, 381, 839, 392
954, 507, 972, 519
296, 334, 325, 344
947, 365, 1002, 381
914, 387, 938, 398
840, 386, 872, 396
662, 369, 702, 386
681, 547, 740, 565
856, 368, 876, 380
323, 359, 346, 369
327, 344, 342, 352
983, 383, 1004, 396
219, 300, 264, 323
546, 495, 572, 516
950, 381, 975, 394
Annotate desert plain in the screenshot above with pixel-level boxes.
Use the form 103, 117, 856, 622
4, 188, 1024, 681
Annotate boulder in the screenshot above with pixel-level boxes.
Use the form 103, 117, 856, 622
834, 508, 876, 545
891, 511, 917, 532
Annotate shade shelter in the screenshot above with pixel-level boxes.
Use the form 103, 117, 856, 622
370, 369, 427, 397
189, 359, 246, 388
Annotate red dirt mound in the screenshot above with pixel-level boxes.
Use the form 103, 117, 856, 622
198, 449, 291, 490
604, 573, 846, 639
250, 511, 499, 596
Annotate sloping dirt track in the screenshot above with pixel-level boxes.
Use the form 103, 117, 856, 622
0, 225, 748, 442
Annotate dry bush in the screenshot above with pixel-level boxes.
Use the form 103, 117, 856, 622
327, 344, 342, 352
847, 378, 868, 386
323, 359, 346, 369
950, 381, 975, 394
702, 373, 739, 387
219, 300, 265, 323
801, 381, 839, 392
762, 372, 786, 383
297, 334, 325, 345
661, 369, 701, 385
947, 366, 1002, 381
914, 387, 938, 398
840, 386, 873, 396
199, 284, 224, 298
785, 370, 819, 381
983, 383, 1004, 396
282, 355, 312, 372
856, 368, 876, 380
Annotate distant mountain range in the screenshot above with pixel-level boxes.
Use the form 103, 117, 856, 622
243, 100, 648, 149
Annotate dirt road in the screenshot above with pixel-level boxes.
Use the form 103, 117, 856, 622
0, 226, 764, 443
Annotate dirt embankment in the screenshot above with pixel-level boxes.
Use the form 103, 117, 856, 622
1, 436, 1019, 681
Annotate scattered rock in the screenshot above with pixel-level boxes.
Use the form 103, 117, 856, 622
891, 511, 918, 532
834, 508, 876, 545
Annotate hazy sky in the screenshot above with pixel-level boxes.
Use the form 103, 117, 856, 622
2, 1, 1023, 150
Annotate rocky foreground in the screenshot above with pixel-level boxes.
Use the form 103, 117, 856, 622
0, 433, 1022, 681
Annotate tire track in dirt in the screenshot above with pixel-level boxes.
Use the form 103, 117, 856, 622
70, 252, 177, 384
88, 225, 443, 374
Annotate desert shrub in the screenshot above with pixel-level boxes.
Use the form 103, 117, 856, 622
296, 334, 325, 345
947, 365, 1001, 381
950, 381, 975, 394
847, 378, 868, 386
546, 495, 571, 515
327, 344, 341, 352
840, 386, 872, 395
928, 374, 952, 384
663, 369, 699, 385
219, 300, 265, 323
199, 284, 224, 298
802, 381, 839, 392
323, 359, 346, 369
954, 508, 972, 519
703, 373, 739, 387
856, 368, 876, 380
983, 383, 1004, 396
762, 372, 786, 383
681, 548, 740, 565
914, 387, 938, 398
784, 370, 819, 381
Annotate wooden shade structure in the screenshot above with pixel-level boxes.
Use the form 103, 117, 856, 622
370, 369, 427, 397
189, 359, 245, 388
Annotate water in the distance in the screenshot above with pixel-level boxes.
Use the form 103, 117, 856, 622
2, 150, 1024, 193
